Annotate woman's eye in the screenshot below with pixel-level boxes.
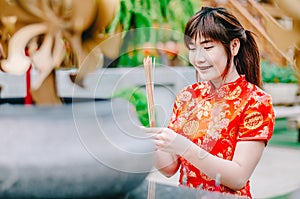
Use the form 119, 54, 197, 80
188, 46, 196, 51
204, 46, 213, 50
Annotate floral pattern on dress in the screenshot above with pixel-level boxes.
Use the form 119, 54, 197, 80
168, 75, 275, 198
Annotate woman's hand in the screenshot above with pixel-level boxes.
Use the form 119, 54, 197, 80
142, 127, 193, 155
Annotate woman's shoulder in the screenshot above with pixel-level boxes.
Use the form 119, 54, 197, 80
245, 81, 272, 99
242, 80, 274, 109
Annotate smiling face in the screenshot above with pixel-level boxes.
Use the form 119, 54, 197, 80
188, 36, 231, 85
184, 7, 261, 87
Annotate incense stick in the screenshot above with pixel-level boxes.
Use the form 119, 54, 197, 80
147, 180, 156, 199
143, 56, 155, 128
143, 56, 156, 199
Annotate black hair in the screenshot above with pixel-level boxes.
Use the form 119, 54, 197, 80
184, 7, 261, 87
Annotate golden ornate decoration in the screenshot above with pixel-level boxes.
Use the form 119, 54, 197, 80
183, 120, 199, 136
224, 85, 242, 100
0, 0, 120, 90
243, 111, 263, 130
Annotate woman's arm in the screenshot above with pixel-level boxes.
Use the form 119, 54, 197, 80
183, 140, 265, 190
155, 150, 180, 177
144, 127, 265, 190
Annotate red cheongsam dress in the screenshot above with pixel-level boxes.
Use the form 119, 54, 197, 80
168, 75, 275, 198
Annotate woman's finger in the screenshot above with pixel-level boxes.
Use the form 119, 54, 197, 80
154, 139, 165, 148
140, 126, 163, 134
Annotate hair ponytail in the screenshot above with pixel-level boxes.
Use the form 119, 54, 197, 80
235, 30, 261, 88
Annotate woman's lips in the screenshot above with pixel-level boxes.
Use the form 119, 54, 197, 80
198, 65, 213, 71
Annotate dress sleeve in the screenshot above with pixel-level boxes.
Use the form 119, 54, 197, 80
168, 91, 183, 132
167, 87, 192, 133
237, 92, 275, 144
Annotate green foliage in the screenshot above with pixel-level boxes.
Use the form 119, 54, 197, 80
261, 60, 299, 83
111, 86, 150, 127
106, 0, 201, 67
107, 0, 200, 34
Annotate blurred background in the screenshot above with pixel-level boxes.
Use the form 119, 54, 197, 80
0, 0, 299, 105
0, 0, 300, 199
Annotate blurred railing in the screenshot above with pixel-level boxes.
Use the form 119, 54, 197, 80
202, 0, 297, 67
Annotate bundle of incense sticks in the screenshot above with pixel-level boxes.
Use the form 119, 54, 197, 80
143, 56, 156, 199
147, 179, 156, 199
143, 56, 156, 128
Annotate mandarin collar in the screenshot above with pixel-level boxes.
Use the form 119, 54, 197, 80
206, 75, 245, 98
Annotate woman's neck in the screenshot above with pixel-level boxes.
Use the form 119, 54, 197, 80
210, 67, 240, 90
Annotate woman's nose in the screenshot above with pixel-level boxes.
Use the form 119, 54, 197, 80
194, 48, 206, 63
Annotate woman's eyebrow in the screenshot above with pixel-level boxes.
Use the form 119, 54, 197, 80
188, 41, 195, 45
189, 39, 213, 45
200, 39, 213, 44
188, 39, 213, 46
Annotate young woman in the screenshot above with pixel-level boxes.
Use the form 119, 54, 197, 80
144, 7, 275, 198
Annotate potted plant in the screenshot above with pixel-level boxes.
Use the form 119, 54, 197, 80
261, 60, 299, 105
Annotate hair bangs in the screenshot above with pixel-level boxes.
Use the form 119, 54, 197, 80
184, 9, 229, 48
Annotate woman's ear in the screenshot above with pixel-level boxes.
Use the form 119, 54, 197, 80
230, 38, 240, 56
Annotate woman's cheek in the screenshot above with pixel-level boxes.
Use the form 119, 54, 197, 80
189, 51, 195, 66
